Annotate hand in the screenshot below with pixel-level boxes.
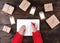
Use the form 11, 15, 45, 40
31, 22, 38, 32
18, 25, 26, 35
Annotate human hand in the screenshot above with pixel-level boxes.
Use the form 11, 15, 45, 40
18, 25, 26, 35
31, 22, 38, 32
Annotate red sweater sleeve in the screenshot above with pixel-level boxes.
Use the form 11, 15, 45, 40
32, 31, 43, 43
11, 32, 23, 43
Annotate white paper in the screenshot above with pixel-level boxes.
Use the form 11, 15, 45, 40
17, 19, 40, 36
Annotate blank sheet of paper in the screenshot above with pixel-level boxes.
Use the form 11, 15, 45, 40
17, 19, 40, 36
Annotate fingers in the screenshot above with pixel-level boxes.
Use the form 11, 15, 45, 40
31, 22, 38, 32
18, 22, 38, 35
31, 22, 35, 28
18, 25, 26, 35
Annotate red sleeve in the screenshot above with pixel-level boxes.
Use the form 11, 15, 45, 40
32, 31, 43, 43
11, 32, 23, 43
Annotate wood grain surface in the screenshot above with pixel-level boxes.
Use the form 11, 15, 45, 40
0, 0, 60, 43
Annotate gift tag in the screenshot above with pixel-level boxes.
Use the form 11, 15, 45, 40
29, 7, 36, 15
39, 11, 45, 20
10, 16, 15, 25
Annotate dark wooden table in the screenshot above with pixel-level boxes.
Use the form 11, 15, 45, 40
0, 0, 60, 43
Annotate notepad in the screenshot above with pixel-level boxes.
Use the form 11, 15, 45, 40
17, 19, 40, 36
